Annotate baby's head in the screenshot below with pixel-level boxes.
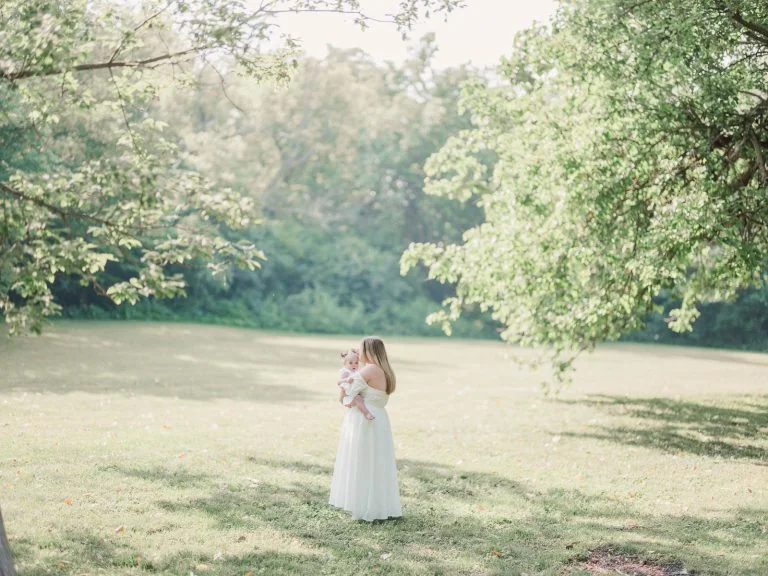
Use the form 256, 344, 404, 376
341, 348, 360, 372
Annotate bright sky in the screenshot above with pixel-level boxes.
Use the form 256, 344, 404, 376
275, 0, 559, 69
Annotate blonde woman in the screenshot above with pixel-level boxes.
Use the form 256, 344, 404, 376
329, 336, 402, 521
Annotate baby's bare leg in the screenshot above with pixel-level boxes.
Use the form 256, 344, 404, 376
352, 395, 375, 420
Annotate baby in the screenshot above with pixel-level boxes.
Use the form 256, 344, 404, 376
338, 348, 375, 421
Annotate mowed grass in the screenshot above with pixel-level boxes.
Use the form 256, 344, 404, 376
1, 322, 767, 576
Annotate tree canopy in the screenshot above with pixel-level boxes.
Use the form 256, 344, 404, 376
3, 0, 768, 368
36, 37, 493, 338
403, 0, 768, 382
0, 0, 461, 334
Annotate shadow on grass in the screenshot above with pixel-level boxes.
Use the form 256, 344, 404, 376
100, 464, 210, 488
151, 458, 764, 576
11, 531, 143, 576
0, 349, 319, 404
561, 395, 768, 462
615, 344, 768, 368
12, 458, 768, 575
0, 323, 440, 401
0, 323, 334, 402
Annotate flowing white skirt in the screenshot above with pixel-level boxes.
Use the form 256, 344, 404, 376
329, 395, 402, 521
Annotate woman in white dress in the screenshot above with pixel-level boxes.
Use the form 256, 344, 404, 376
329, 336, 402, 521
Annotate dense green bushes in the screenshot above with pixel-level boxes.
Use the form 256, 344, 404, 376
627, 287, 768, 351
59, 220, 497, 339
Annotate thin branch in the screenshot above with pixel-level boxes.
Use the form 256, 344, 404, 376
0, 241, 20, 269
618, 0, 655, 14
154, 26, 177, 83
203, 58, 246, 114
3, 47, 207, 81
0, 181, 120, 228
718, 49, 768, 74
715, 0, 768, 45
741, 90, 768, 104
109, 1, 174, 64
1, 180, 207, 240
0, 4, 414, 83
730, 11, 768, 43
108, 68, 141, 153
262, 8, 392, 25
748, 126, 768, 183
1, 181, 146, 241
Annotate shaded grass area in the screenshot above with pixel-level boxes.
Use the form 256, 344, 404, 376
2, 322, 768, 575
562, 395, 768, 462
11, 458, 768, 576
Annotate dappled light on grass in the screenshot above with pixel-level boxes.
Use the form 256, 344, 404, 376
1, 323, 767, 575
562, 395, 768, 462
0, 322, 324, 402
15, 457, 766, 575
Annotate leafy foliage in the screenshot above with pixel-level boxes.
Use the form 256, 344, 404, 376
403, 0, 768, 383
53, 39, 494, 338
0, 0, 461, 334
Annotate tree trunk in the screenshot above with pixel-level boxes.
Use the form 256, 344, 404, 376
0, 507, 16, 576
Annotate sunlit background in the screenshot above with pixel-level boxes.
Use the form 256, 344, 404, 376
276, 0, 558, 68
2, 1, 768, 575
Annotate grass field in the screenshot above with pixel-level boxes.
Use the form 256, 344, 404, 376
1, 321, 767, 576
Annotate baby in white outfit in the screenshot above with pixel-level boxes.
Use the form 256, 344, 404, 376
338, 348, 375, 421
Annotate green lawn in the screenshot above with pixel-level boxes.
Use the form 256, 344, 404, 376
1, 322, 767, 576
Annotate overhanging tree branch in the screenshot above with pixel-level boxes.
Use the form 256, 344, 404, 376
1, 48, 207, 81
109, 0, 174, 64
262, 8, 392, 24
0, 182, 153, 244
715, 0, 768, 45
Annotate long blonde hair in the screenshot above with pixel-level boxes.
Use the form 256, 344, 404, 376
360, 336, 396, 395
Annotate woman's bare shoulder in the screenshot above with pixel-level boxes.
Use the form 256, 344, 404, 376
360, 364, 385, 387
360, 364, 383, 380
360, 364, 386, 391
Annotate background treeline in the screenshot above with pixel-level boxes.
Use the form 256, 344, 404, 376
49, 39, 495, 338
30, 38, 766, 349
627, 288, 768, 351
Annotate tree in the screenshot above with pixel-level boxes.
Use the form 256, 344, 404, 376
95, 37, 490, 337
402, 0, 768, 385
0, 506, 15, 576
0, 0, 461, 335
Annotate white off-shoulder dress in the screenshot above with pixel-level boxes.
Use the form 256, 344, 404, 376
329, 373, 402, 521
